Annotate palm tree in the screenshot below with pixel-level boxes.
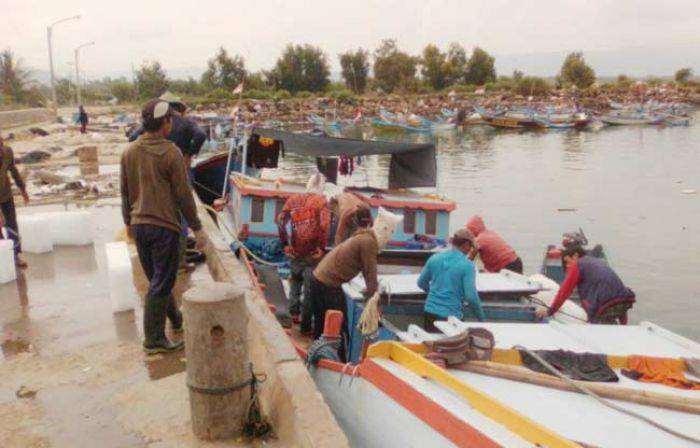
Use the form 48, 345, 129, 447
1, 49, 31, 102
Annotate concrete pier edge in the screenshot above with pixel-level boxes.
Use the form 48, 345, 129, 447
197, 200, 349, 447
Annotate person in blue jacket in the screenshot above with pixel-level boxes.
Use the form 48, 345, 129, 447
418, 228, 485, 332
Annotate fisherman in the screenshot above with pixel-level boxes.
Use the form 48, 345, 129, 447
129, 92, 207, 166
466, 215, 523, 273
418, 229, 485, 332
78, 105, 89, 134
0, 133, 30, 268
120, 99, 206, 354
329, 191, 373, 245
276, 173, 330, 333
535, 246, 636, 323
129, 92, 207, 271
310, 208, 401, 360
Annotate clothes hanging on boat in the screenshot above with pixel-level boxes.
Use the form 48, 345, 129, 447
621, 356, 700, 390
519, 349, 618, 382
338, 155, 354, 176
247, 134, 282, 169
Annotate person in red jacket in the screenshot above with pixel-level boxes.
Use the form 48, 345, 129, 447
466, 215, 522, 273
276, 173, 331, 332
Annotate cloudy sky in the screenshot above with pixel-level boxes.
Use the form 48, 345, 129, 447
2, 0, 699, 80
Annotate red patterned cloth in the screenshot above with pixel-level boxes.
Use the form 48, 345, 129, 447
277, 193, 330, 259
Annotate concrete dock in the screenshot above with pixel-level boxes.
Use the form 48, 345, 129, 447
0, 201, 347, 447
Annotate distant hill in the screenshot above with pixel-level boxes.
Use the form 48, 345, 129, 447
496, 42, 700, 78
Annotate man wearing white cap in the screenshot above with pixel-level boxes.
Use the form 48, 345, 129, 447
121, 99, 206, 354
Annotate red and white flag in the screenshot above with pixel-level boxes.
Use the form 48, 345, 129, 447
232, 82, 244, 95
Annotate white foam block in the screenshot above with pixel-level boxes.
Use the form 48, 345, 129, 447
49, 211, 94, 246
0, 239, 17, 284
105, 241, 138, 312
17, 215, 54, 253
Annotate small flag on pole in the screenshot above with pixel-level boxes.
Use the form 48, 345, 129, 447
233, 82, 244, 95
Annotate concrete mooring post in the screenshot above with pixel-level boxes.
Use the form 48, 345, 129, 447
183, 282, 249, 440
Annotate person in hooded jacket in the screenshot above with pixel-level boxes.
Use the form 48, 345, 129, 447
120, 99, 207, 354
418, 229, 485, 332
466, 215, 522, 273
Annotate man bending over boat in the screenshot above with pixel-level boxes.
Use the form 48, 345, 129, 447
418, 229, 486, 332
329, 191, 373, 245
535, 246, 635, 324
466, 215, 523, 273
276, 173, 330, 333
310, 208, 401, 361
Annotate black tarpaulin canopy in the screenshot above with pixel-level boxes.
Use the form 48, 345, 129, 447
249, 128, 436, 189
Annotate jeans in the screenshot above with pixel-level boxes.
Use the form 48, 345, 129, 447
0, 198, 20, 257
288, 256, 314, 331
133, 224, 182, 343
310, 275, 348, 361
423, 311, 446, 333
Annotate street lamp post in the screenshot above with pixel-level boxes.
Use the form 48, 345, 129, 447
74, 41, 95, 106
46, 15, 81, 117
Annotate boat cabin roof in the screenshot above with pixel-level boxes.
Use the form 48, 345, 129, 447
230, 173, 456, 212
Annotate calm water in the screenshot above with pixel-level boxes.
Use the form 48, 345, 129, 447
270, 113, 700, 340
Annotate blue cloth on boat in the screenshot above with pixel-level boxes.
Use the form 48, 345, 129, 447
417, 248, 485, 321
129, 115, 207, 157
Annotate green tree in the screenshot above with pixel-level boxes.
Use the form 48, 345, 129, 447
245, 72, 267, 91
110, 80, 136, 103
559, 52, 596, 89
272, 44, 330, 93
515, 76, 550, 96
674, 67, 693, 84
339, 49, 369, 94
445, 43, 467, 86
0, 49, 31, 102
135, 61, 169, 99
170, 77, 205, 97
421, 44, 449, 90
512, 70, 524, 82
201, 47, 246, 92
373, 39, 417, 93
465, 47, 496, 85
55, 78, 75, 105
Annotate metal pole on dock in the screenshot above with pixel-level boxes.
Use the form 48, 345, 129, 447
183, 282, 249, 440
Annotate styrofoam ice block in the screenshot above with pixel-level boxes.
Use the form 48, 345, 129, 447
105, 242, 138, 313
47, 211, 94, 246
0, 239, 17, 284
17, 215, 54, 253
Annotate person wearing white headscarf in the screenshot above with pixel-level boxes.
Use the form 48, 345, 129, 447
310, 208, 402, 360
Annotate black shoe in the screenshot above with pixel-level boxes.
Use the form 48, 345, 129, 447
185, 249, 206, 264
143, 339, 184, 354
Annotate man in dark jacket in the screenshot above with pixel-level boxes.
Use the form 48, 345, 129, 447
0, 133, 30, 268
536, 246, 635, 323
128, 92, 207, 164
121, 99, 207, 354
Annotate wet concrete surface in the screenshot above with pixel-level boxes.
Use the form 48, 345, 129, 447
0, 202, 264, 447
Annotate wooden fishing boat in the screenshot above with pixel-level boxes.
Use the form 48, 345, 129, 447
475, 107, 544, 129
233, 244, 700, 447
600, 112, 666, 126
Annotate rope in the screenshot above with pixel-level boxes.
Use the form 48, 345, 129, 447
528, 296, 589, 323
199, 203, 285, 267
513, 345, 700, 444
